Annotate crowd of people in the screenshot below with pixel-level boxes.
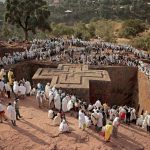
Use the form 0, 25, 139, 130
0, 66, 150, 142
0, 68, 30, 125
0, 38, 150, 78
36, 82, 150, 141
0, 68, 31, 99
0, 37, 150, 142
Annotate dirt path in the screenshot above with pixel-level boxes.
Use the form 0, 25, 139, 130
0, 97, 150, 150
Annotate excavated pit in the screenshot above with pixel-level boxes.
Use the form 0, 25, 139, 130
6, 61, 150, 114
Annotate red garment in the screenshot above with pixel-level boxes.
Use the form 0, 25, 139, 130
99, 131, 105, 137
120, 112, 126, 120
0, 110, 5, 115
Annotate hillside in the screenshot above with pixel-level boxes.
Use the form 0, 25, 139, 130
0, 0, 149, 52
0, 0, 150, 24
0, 2, 4, 22
48, 0, 150, 23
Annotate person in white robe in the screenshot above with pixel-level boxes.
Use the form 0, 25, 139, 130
30, 88, 36, 96
36, 91, 42, 108
143, 111, 148, 119
48, 109, 55, 119
19, 83, 26, 98
85, 115, 91, 128
0, 79, 5, 97
45, 83, 50, 99
7, 103, 16, 126
96, 111, 103, 131
58, 88, 62, 94
62, 96, 69, 112
13, 81, 19, 97
52, 85, 56, 93
65, 94, 71, 102
25, 80, 31, 96
5, 82, 12, 98
94, 100, 102, 109
145, 113, 150, 132
91, 111, 99, 126
70, 94, 76, 104
112, 117, 120, 138
136, 115, 144, 127
88, 104, 93, 112
78, 110, 86, 130
61, 92, 66, 98
0, 69, 5, 80
67, 99, 74, 111
142, 115, 148, 130
49, 90, 54, 108
130, 108, 136, 123
59, 119, 70, 133
54, 93, 61, 110
53, 113, 61, 126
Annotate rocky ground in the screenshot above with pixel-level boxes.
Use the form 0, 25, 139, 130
0, 96, 150, 150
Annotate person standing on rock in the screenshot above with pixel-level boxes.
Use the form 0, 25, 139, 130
96, 110, 103, 132
7, 103, 16, 126
104, 122, 113, 142
53, 113, 61, 126
7, 68, 14, 89
78, 109, 86, 130
14, 98, 22, 120
45, 83, 50, 99
125, 107, 131, 125
0, 79, 5, 98
0, 101, 7, 123
13, 80, 19, 98
145, 113, 150, 133
4, 82, 12, 98
112, 117, 120, 138
59, 119, 70, 133
24, 79, 31, 96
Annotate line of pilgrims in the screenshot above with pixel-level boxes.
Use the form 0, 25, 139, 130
0, 38, 150, 78
35, 82, 150, 141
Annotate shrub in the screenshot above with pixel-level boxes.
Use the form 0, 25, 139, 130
120, 19, 147, 38
74, 22, 91, 40
51, 23, 74, 37
131, 35, 150, 51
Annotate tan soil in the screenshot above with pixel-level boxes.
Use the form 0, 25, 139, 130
0, 96, 150, 150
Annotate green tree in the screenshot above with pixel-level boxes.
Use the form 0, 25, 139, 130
5, 0, 51, 41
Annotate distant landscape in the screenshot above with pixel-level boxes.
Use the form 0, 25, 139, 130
0, 0, 149, 52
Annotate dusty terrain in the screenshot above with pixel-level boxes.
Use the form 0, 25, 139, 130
0, 96, 150, 150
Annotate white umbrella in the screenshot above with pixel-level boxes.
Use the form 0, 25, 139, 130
65, 10, 72, 13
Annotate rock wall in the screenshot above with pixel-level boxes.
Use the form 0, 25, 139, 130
89, 80, 111, 105
12, 61, 57, 83
138, 72, 150, 114
90, 66, 138, 107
